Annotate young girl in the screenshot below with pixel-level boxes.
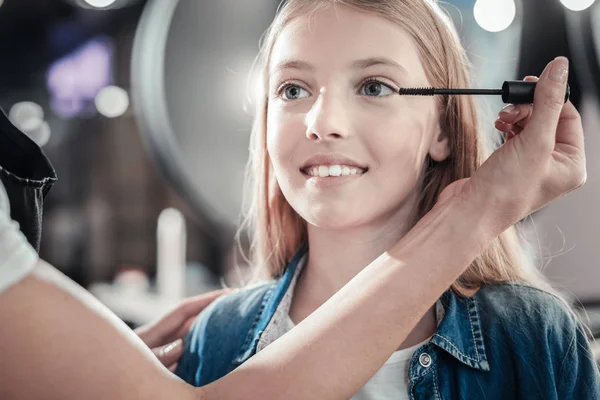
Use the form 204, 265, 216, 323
175, 0, 599, 398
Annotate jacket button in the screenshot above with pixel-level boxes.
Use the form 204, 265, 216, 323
419, 352, 432, 368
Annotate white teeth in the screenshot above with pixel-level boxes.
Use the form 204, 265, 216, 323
305, 165, 366, 177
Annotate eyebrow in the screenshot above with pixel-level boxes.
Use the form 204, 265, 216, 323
270, 57, 409, 76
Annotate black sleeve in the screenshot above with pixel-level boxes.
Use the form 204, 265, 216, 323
0, 107, 56, 252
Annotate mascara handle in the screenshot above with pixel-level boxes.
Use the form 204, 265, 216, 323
501, 80, 570, 105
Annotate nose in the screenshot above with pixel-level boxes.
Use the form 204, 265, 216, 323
304, 88, 351, 141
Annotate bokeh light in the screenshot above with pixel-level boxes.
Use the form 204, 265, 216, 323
95, 86, 130, 118
84, 0, 117, 8
473, 0, 517, 33
560, 0, 596, 11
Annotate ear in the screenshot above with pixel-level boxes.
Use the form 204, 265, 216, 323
428, 129, 450, 162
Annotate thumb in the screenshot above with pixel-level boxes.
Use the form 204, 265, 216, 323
524, 57, 569, 151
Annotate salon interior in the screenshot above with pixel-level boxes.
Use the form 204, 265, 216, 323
0, 0, 599, 364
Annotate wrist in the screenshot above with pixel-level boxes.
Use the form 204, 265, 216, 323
390, 195, 495, 277
461, 176, 529, 238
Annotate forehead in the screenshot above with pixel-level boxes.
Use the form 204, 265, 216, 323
269, 4, 427, 80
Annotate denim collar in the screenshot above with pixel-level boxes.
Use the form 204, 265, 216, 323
235, 243, 490, 372
433, 288, 490, 371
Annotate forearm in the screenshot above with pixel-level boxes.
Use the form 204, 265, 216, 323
207, 196, 493, 400
0, 261, 199, 400
0, 196, 493, 400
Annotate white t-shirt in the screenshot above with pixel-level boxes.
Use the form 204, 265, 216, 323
351, 335, 430, 400
256, 254, 443, 400
267, 313, 430, 400
0, 180, 38, 294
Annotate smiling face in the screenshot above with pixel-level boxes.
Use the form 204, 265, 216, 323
266, 4, 450, 231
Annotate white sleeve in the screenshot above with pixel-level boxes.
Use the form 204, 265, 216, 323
0, 180, 38, 294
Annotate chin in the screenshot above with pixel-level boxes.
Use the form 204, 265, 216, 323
296, 196, 415, 233
300, 207, 369, 230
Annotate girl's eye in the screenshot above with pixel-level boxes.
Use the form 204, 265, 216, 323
276, 79, 396, 100
360, 79, 396, 97
279, 84, 310, 100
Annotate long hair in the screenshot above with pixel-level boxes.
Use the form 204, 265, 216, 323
235, 0, 585, 332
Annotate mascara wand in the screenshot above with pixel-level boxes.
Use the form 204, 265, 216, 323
399, 81, 570, 105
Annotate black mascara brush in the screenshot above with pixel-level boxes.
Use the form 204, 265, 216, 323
399, 81, 570, 105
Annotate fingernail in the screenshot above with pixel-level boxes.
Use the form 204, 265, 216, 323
500, 104, 518, 115
550, 57, 569, 83
164, 339, 182, 354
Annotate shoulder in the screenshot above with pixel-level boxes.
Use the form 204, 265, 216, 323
474, 283, 599, 395
199, 280, 277, 325
474, 282, 581, 342
473, 283, 585, 368
175, 280, 277, 386
475, 282, 577, 327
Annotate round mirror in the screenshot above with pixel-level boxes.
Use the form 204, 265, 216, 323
131, 0, 278, 240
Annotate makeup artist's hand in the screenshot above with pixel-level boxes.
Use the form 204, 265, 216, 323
495, 75, 540, 141
438, 57, 586, 234
135, 289, 233, 371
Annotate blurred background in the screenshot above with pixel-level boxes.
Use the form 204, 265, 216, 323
0, 0, 598, 356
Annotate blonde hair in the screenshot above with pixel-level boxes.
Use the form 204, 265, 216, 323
236, 0, 586, 330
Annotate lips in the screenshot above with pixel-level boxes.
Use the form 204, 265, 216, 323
300, 154, 368, 172
302, 165, 367, 177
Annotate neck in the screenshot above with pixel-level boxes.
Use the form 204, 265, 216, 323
290, 198, 439, 349
303, 224, 409, 297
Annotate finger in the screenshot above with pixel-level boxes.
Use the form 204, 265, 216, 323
554, 99, 584, 151
498, 103, 521, 121
494, 119, 522, 143
136, 288, 233, 348
171, 315, 202, 342
137, 289, 233, 347
494, 119, 513, 133
498, 104, 532, 131
521, 71, 582, 150
495, 122, 514, 142
168, 363, 178, 373
510, 124, 524, 136
177, 289, 235, 319
153, 339, 183, 368
497, 77, 538, 125
523, 57, 570, 151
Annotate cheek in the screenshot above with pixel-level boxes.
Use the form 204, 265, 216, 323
266, 110, 284, 162
266, 110, 301, 175
267, 110, 302, 159
365, 117, 426, 169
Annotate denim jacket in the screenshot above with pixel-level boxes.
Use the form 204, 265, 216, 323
176, 245, 600, 399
